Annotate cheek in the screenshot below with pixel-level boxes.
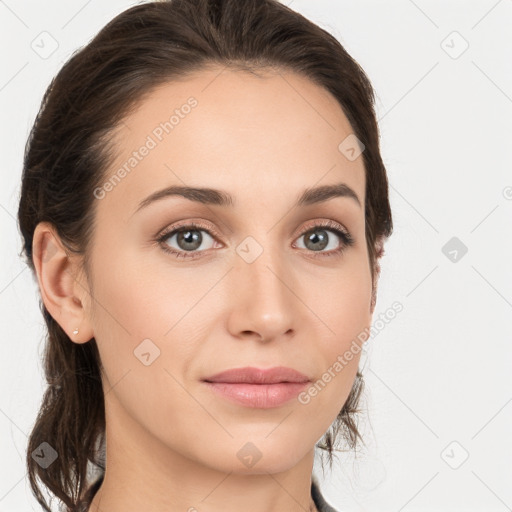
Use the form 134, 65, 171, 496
299, 261, 371, 416
86, 249, 180, 380
88, 244, 216, 389
308, 257, 373, 339
87, 254, 203, 434
89, 234, 202, 336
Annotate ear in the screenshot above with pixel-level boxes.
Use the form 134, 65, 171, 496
369, 236, 385, 315
32, 221, 94, 344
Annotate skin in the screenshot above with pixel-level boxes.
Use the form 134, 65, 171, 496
32, 66, 380, 512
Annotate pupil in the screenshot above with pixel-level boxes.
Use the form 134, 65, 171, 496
307, 230, 328, 251
178, 230, 201, 250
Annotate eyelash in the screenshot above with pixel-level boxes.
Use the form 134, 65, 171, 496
155, 219, 355, 260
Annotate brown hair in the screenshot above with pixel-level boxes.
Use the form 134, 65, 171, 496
17, 0, 393, 510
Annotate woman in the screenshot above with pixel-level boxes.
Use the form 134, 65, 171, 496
18, 0, 393, 510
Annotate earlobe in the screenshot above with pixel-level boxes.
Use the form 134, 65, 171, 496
32, 222, 94, 344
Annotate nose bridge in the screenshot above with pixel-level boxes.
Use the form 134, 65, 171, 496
230, 230, 296, 337
237, 231, 288, 297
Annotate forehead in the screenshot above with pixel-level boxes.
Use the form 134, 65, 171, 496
97, 66, 366, 217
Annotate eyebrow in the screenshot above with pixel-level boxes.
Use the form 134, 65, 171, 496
133, 182, 362, 215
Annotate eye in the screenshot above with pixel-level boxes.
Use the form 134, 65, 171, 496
293, 219, 355, 259
156, 221, 218, 259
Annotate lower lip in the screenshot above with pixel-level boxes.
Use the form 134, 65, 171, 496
203, 381, 309, 408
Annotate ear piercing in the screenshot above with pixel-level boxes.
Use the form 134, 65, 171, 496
73, 328, 79, 335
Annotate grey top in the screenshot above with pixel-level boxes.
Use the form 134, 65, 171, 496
78, 474, 339, 512
311, 475, 339, 512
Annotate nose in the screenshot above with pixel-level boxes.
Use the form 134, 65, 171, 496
226, 244, 297, 343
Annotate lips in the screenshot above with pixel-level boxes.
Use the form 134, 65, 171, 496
203, 366, 311, 384
202, 366, 312, 408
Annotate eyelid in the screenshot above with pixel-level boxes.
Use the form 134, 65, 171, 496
297, 218, 351, 239
157, 219, 220, 240
157, 218, 351, 241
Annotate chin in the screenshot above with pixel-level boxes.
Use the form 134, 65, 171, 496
199, 436, 312, 475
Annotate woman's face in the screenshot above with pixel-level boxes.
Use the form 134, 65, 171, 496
81, 67, 373, 474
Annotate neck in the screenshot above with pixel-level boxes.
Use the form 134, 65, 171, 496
89, 460, 320, 512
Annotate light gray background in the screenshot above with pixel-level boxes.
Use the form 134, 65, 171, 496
1, 1, 511, 511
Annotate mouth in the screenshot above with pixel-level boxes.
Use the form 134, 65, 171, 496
202, 366, 311, 384
202, 366, 311, 408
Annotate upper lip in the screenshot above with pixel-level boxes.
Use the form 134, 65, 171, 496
203, 366, 311, 384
